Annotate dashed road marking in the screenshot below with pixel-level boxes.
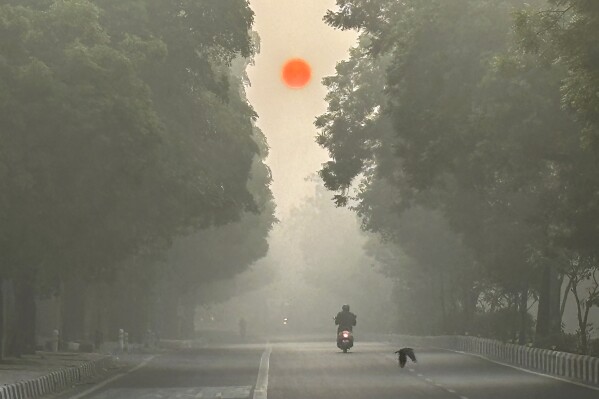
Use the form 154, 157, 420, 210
386, 349, 469, 399
84, 386, 252, 398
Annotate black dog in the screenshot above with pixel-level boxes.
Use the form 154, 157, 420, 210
395, 348, 416, 368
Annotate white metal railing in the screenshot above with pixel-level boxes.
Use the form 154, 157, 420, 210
383, 334, 599, 386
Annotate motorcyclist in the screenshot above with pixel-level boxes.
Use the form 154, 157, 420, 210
334, 304, 357, 333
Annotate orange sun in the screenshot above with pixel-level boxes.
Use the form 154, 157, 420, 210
281, 58, 312, 89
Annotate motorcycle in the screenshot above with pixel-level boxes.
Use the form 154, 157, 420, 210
337, 329, 354, 353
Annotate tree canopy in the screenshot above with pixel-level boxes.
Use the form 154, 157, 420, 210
0, 0, 274, 353
318, 0, 599, 351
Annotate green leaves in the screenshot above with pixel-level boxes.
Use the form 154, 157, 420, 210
0, 0, 274, 350
512, 1, 599, 254
0, 0, 269, 289
515, 1, 599, 145
318, 0, 599, 336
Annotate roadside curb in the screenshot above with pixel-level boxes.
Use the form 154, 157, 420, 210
383, 334, 599, 388
0, 356, 114, 399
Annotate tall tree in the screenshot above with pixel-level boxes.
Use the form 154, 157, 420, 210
0, 0, 264, 353
318, 0, 589, 344
514, 1, 599, 261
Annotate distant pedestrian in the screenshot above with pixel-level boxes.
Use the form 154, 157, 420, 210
118, 329, 124, 353
154, 329, 161, 347
239, 318, 247, 339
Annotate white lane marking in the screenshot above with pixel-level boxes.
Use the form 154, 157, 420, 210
253, 345, 272, 399
385, 346, 470, 399
87, 386, 251, 398
68, 355, 155, 399
441, 348, 599, 392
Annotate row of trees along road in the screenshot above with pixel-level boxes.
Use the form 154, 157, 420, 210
0, 0, 275, 357
318, 0, 599, 354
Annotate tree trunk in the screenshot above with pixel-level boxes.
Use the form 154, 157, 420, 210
14, 277, 37, 356
180, 300, 195, 339
573, 278, 596, 355
580, 302, 591, 355
535, 263, 561, 339
61, 279, 87, 343
518, 285, 528, 345
156, 292, 181, 339
1, 280, 16, 357
560, 277, 572, 322
0, 280, 4, 360
439, 271, 447, 333
462, 287, 478, 335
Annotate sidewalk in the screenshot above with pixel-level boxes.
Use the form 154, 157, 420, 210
0, 344, 145, 399
0, 340, 201, 399
0, 352, 108, 386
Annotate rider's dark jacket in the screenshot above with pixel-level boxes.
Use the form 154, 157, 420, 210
335, 310, 357, 332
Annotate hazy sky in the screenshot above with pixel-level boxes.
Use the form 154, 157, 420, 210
247, 0, 357, 217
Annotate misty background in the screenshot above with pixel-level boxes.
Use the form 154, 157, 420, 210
0, 0, 598, 361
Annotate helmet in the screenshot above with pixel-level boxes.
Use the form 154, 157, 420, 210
342, 304, 350, 311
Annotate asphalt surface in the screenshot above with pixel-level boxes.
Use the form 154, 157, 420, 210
268, 341, 599, 399
60, 337, 599, 399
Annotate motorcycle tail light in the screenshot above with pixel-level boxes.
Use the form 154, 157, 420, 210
342, 332, 349, 338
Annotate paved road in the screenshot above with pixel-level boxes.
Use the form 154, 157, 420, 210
58, 344, 264, 399
61, 338, 599, 399
268, 341, 599, 399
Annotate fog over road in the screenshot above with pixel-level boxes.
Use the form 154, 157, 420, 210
58, 336, 599, 399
